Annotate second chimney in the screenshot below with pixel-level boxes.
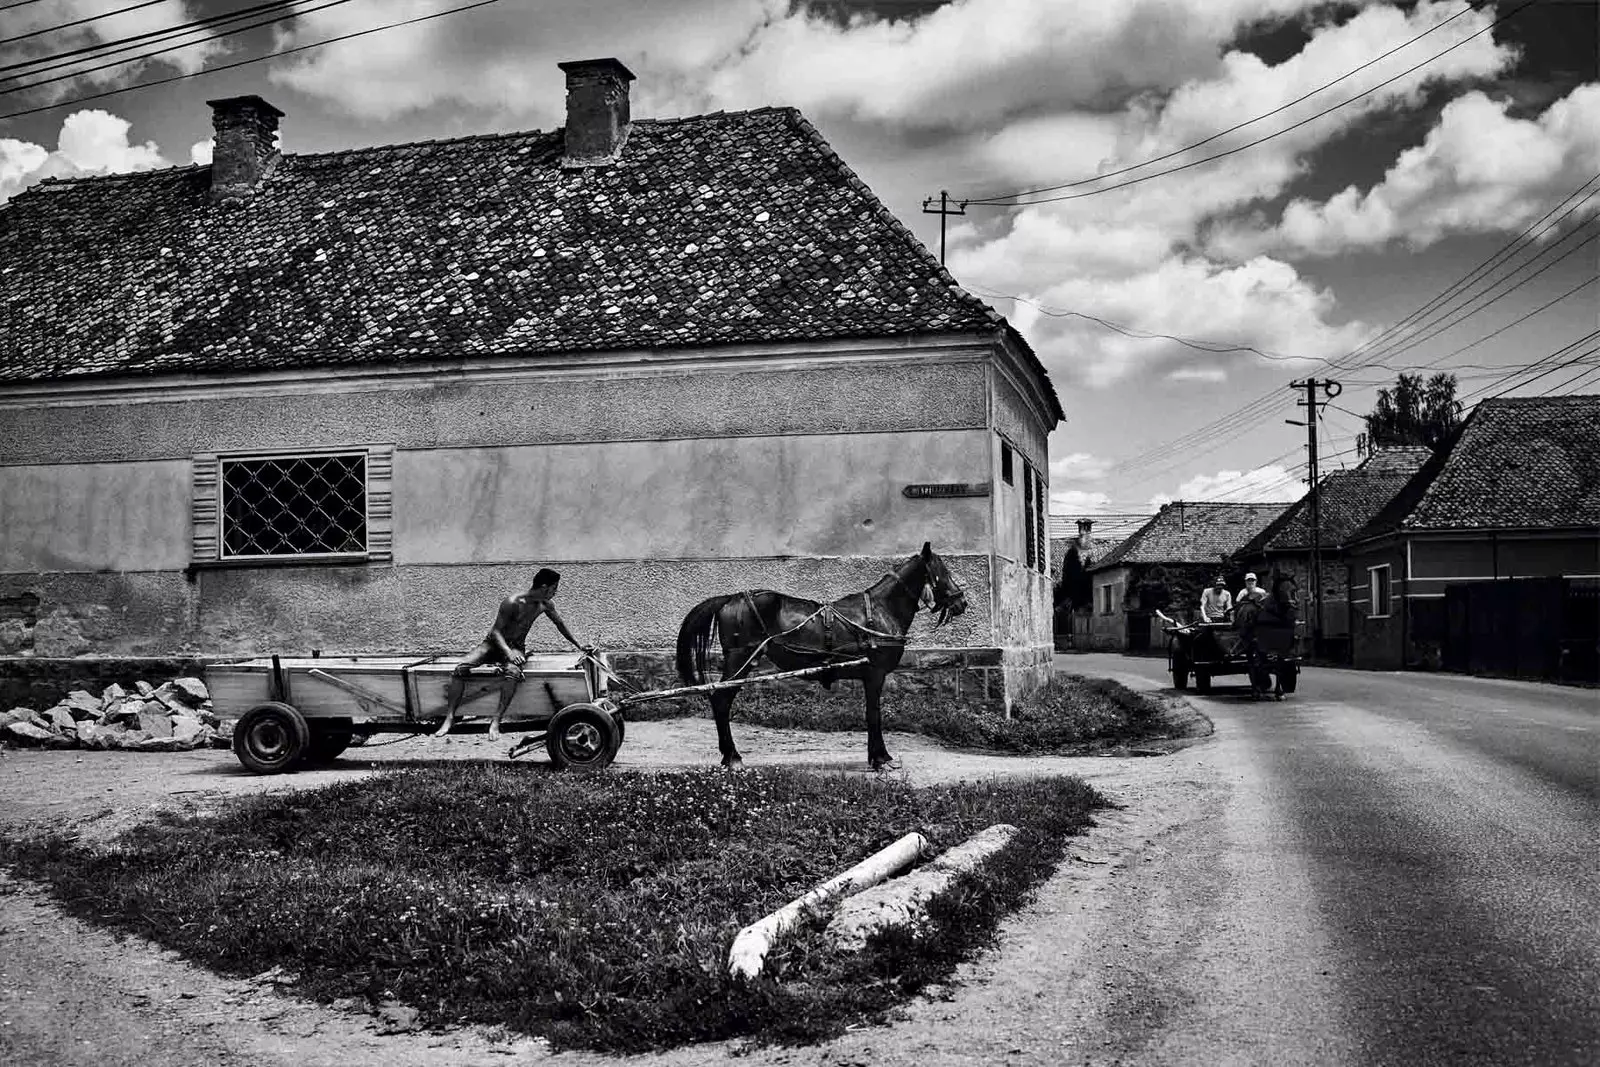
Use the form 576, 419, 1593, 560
206, 95, 283, 204
558, 58, 635, 168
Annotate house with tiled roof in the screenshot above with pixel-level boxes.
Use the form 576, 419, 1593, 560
1234, 446, 1431, 661
0, 59, 1063, 706
1340, 395, 1599, 677
1082, 501, 1287, 651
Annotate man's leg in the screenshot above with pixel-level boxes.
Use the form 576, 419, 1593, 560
435, 644, 494, 738
487, 661, 523, 741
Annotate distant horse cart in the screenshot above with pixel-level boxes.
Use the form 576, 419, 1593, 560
1159, 582, 1303, 699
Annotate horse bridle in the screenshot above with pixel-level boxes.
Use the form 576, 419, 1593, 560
882, 556, 959, 615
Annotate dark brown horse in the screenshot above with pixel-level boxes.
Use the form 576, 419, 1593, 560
674, 543, 967, 770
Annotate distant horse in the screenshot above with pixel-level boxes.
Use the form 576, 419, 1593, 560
674, 543, 968, 770
1236, 574, 1299, 697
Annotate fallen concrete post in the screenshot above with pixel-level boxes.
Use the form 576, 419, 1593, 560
826, 823, 1020, 951
728, 830, 929, 980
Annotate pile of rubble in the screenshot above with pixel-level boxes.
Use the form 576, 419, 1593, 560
0, 678, 227, 752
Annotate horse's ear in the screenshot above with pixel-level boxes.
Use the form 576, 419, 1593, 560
921, 541, 932, 559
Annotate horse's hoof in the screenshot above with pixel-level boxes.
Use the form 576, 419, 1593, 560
721, 757, 744, 770
871, 759, 900, 773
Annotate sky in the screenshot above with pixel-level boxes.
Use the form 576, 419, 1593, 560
2, 0, 1597, 540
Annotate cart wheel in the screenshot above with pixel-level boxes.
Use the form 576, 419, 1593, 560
303, 728, 354, 764
233, 701, 310, 775
546, 703, 618, 771
1194, 671, 1212, 694
1277, 665, 1299, 694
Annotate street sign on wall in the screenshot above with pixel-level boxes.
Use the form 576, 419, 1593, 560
902, 483, 991, 499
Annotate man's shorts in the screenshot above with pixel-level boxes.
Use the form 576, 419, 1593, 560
452, 642, 525, 680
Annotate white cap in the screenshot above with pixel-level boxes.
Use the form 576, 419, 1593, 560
1245, 572, 1258, 581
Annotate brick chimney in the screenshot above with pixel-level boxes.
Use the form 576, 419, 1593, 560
558, 58, 635, 168
206, 95, 283, 204
1076, 518, 1094, 552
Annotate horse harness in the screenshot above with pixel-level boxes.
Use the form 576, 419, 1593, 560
734, 573, 912, 677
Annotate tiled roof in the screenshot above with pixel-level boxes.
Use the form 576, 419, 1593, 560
1089, 501, 1288, 570
1352, 395, 1600, 538
0, 106, 1060, 419
1238, 447, 1431, 554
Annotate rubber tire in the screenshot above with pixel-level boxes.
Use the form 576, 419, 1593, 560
1278, 665, 1299, 694
546, 703, 619, 771
1194, 672, 1212, 694
303, 729, 353, 764
233, 701, 310, 775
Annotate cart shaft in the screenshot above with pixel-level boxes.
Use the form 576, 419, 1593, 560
620, 658, 871, 705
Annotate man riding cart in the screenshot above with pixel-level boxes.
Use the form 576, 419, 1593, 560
1158, 574, 1302, 699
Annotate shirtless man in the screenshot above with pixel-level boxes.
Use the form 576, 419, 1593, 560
433, 568, 593, 740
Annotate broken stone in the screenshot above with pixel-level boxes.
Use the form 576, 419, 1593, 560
137, 736, 181, 752
170, 677, 210, 704
75, 720, 98, 747
100, 699, 141, 726
5, 721, 72, 748
46, 705, 78, 734
138, 706, 174, 739
210, 719, 235, 748
107, 727, 150, 750
60, 690, 103, 720
135, 681, 156, 697
99, 683, 127, 709
374, 999, 421, 1034
171, 716, 211, 749
0, 707, 34, 730
197, 708, 221, 728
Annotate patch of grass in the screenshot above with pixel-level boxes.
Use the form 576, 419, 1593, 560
647, 673, 1180, 754
0, 766, 1103, 1053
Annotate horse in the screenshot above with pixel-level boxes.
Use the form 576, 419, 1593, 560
1236, 574, 1299, 698
674, 542, 967, 771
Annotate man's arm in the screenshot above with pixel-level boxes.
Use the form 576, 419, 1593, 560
488, 599, 524, 663
543, 604, 593, 651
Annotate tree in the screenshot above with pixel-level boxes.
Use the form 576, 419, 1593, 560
1056, 545, 1092, 612
1364, 372, 1461, 452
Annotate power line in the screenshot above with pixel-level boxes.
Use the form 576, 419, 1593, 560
0, 0, 317, 80
1483, 344, 1600, 400
0, 0, 508, 122
0, 0, 170, 47
964, 0, 1536, 207
1, 0, 362, 96
1458, 330, 1600, 402
961, 1, 1481, 204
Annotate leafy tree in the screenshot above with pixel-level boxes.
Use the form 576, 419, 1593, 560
1364, 372, 1461, 451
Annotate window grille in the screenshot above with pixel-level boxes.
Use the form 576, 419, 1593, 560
1024, 462, 1036, 569
220, 453, 368, 558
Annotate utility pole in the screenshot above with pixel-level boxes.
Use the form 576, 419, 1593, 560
1288, 377, 1342, 657
921, 190, 968, 265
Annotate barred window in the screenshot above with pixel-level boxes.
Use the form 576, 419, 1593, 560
1024, 460, 1036, 569
221, 453, 368, 559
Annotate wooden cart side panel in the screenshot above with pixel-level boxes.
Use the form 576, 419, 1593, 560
206, 668, 274, 717
410, 671, 590, 721
290, 669, 414, 721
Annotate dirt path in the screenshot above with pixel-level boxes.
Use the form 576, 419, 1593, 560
1, 684, 1216, 1066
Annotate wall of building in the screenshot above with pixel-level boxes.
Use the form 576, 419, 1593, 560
1, 340, 1058, 703
1083, 565, 1132, 651
1347, 540, 1408, 669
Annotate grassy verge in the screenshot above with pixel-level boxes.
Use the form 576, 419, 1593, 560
0, 765, 1103, 1053
629, 673, 1184, 754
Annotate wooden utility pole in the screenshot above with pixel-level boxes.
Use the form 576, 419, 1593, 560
1289, 377, 1342, 656
921, 190, 967, 264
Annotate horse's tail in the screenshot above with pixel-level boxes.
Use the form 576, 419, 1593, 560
676, 594, 734, 686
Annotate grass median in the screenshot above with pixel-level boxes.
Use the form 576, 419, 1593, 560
629, 672, 1189, 754
0, 765, 1104, 1053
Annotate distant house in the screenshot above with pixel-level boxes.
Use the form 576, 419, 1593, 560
1341, 395, 1600, 676
1235, 447, 1431, 661
1084, 501, 1287, 651
0, 59, 1064, 706
1048, 516, 1096, 582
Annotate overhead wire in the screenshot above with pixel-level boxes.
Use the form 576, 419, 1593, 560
0, 0, 508, 122
964, 0, 1538, 207
0, 0, 171, 47
961, 0, 1482, 204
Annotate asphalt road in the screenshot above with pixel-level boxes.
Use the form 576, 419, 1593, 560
1063, 653, 1599, 1066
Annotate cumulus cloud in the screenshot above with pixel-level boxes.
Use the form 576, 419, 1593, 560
1213, 83, 1600, 257
2, 1, 225, 103
1050, 452, 1113, 482
1049, 488, 1114, 515
190, 139, 213, 166
1150, 464, 1305, 507
0, 110, 169, 204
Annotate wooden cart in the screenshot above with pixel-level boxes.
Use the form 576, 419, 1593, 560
208, 652, 622, 775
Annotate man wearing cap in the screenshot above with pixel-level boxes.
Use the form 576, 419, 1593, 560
1236, 572, 1270, 609
1199, 575, 1233, 624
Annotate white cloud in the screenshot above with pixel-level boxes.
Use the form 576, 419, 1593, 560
0, 111, 169, 204
190, 139, 213, 166
2, 1, 225, 103
1150, 464, 1305, 507
1049, 489, 1113, 515
1050, 452, 1113, 482
1168, 367, 1229, 382
1213, 84, 1600, 257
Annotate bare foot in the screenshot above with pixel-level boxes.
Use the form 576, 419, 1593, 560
432, 722, 452, 739
487, 726, 502, 741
